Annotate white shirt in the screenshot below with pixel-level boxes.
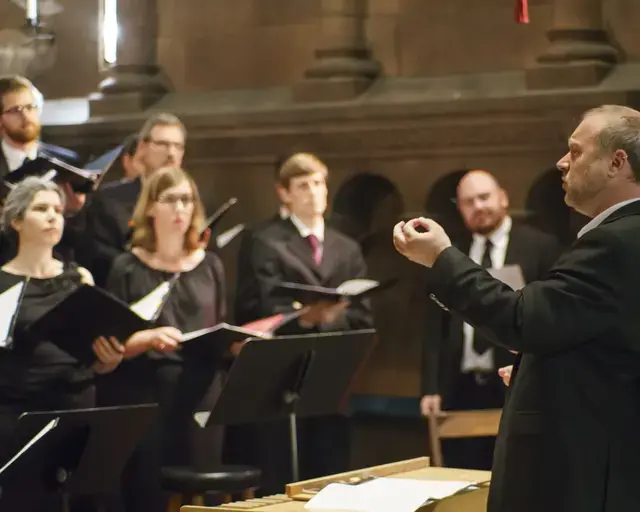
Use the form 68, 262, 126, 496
2, 139, 38, 172
289, 213, 325, 242
461, 216, 512, 373
577, 198, 640, 238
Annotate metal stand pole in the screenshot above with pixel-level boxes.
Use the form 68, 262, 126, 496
288, 412, 300, 482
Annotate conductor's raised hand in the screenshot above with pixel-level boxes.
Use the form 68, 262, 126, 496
393, 217, 451, 268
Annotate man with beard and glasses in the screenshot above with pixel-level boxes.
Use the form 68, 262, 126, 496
82, 112, 186, 286
0, 76, 86, 263
420, 169, 561, 470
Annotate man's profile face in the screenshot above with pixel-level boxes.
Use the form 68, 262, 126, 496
557, 116, 610, 216
457, 171, 508, 235
0, 88, 41, 144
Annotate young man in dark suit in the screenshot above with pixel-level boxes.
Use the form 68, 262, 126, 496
82, 112, 186, 286
420, 169, 561, 470
234, 153, 373, 493
395, 105, 640, 512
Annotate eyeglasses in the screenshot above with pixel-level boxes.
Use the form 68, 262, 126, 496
2, 104, 39, 116
157, 194, 194, 206
147, 139, 185, 152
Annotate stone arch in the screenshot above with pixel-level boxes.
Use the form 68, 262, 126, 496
525, 169, 580, 246
423, 169, 468, 237
331, 173, 404, 249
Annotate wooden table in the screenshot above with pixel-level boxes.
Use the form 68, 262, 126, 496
181, 457, 491, 512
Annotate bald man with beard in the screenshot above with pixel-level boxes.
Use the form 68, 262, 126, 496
421, 169, 561, 470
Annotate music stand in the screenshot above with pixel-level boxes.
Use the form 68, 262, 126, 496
0, 403, 157, 512
194, 329, 376, 481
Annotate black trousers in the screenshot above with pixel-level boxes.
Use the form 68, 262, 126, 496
442, 370, 506, 471
97, 358, 219, 512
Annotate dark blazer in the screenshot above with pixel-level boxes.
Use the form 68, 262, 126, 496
241, 218, 373, 334
234, 213, 283, 324
81, 177, 141, 287
425, 200, 640, 512
421, 222, 561, 401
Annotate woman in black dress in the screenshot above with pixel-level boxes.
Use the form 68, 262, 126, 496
0, 176, 125, 509
100, 166, 227, 512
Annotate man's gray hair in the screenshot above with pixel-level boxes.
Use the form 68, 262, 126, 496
138, 112, 186, 142
583, 105, 640, 181
1, 177, 64, 232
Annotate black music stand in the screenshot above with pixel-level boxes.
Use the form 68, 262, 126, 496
194, 329, 376, 481
0, 404, 157, 512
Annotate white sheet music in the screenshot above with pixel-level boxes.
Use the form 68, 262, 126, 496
305, 478, 475, 512
336, 279, 379, 296
0, 281, 25, 348
129, 281, 171, 320
488, 265, 525, 291
217, 223, 245, 249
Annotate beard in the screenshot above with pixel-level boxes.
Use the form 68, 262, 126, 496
4, 122, 40, 144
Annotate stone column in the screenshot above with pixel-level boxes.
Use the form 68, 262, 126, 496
90, 0, 170, 116
526, 0, 618, 89
294, 0, 381, 102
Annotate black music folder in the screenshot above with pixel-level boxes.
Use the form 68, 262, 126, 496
194, 329, 377, 428
3, 155, 100, 194
28, 284, 150, 364
0, 404, 157, 512
275, 278, 398, 304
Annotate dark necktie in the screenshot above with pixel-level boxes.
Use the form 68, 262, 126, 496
473, 238, 493, 355
307, 234, 322, 265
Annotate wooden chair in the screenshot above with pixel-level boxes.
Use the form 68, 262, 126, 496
427, 409, 502, 467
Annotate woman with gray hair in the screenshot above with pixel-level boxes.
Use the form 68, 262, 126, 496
0, 177, 125, 505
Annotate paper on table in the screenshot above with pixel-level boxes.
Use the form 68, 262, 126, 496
488, 265, 525, 291
304, 477, 475, 512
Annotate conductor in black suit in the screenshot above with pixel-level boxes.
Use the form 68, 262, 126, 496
421, 169, 561, 470
82, 112, 186, 286
394, 104, 640, 512
235, 153, 373, 493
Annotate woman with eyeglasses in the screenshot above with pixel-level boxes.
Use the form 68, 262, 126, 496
98, 166, 227, 512
0, 177, 124, 511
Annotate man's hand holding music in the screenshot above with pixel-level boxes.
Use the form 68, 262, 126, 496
393, 217, 452, 268
300, 299, 349, 326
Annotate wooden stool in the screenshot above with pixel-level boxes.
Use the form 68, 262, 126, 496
427, 409, 502, 467
162, 465, 261, 512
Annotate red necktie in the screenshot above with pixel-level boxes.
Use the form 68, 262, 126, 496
307, 234, 322, 265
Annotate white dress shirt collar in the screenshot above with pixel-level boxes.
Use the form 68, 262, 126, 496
2, 138, 38, 172
472, 215, 512, 249
577, 198, 640, 238
289, 213, 325, 242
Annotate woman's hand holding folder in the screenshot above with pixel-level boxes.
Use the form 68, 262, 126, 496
92, 336, 125, 374
121, 326, 184, 359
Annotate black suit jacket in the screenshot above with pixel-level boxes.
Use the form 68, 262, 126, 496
240, 218, 373, 334
81, 177, 141, 287
422, 222, 561, 401
234, 213, 283, 324
426, 201, 640, 512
